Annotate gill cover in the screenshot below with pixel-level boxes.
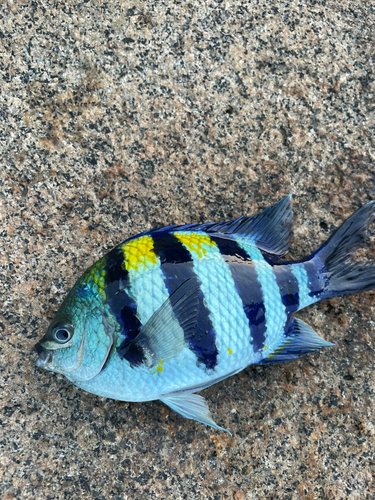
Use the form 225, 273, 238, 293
39, 312, 114, 382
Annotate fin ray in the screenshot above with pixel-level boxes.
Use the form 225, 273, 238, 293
128, 195, 293, 259
118, 279, 200, 368
160, 392, 231, 435
261, 318, 334, 364
310, 200, 375, 298
237, 194, 293, 257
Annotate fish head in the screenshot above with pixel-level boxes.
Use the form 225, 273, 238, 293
35, 281, 115, 382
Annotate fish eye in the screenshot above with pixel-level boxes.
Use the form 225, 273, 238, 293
52, 324, 74, 344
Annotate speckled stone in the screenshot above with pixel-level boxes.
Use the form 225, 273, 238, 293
1, 0, 374, 499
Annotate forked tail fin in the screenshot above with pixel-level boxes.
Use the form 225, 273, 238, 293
310, 201, 375, 299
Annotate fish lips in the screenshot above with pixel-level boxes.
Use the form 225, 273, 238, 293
35, 342, 53, 369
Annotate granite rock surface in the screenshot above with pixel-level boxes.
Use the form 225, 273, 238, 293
1, 0, 375, 499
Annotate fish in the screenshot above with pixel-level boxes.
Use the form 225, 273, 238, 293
35, 196, 375, 434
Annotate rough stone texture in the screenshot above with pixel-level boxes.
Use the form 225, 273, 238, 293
1, 0, 374, 499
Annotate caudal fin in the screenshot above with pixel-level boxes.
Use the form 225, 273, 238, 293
311, 201, 375, 298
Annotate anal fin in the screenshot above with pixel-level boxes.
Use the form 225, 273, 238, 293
261, 317, 334, 364
160, 393, 231, 435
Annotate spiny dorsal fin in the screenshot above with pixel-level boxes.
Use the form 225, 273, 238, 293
126, 196, 293, 259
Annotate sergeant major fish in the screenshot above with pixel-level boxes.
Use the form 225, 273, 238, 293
35, 196, 375, 433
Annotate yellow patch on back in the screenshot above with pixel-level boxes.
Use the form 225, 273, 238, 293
84, 257, 107, 298
120, 236, 158, 274
174, 232, 216, 259
227, 348, 233, 355
156, 366, 163, 373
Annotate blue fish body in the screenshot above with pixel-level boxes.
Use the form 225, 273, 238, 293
35, 196, 375, 433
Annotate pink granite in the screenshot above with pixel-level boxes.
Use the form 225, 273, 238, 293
0, 0, 374, 499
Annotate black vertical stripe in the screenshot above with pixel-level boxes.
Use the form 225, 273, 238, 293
210, 236, 267, 353
272, 265, 300, 315
152, 233, 219, 370
304, 260, 325, 298
106, 247, 128, 285
104, 248, 142, 361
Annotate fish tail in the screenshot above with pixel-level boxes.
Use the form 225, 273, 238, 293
308, 201, 375, 300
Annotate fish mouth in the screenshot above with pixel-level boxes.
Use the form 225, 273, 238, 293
35, 342, 53, 368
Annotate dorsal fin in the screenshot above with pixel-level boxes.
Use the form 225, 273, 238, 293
204, 195, 293, 257
226, 194, 293, 257
122, 195, 293, 259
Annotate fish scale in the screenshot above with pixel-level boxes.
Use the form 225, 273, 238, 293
174, 231, 255, 368
35, 196, 375, 433
237, 240, 288, 357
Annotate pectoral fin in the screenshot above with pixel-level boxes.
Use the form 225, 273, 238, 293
160, 392, 231, 435
118, 279, 200, 368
